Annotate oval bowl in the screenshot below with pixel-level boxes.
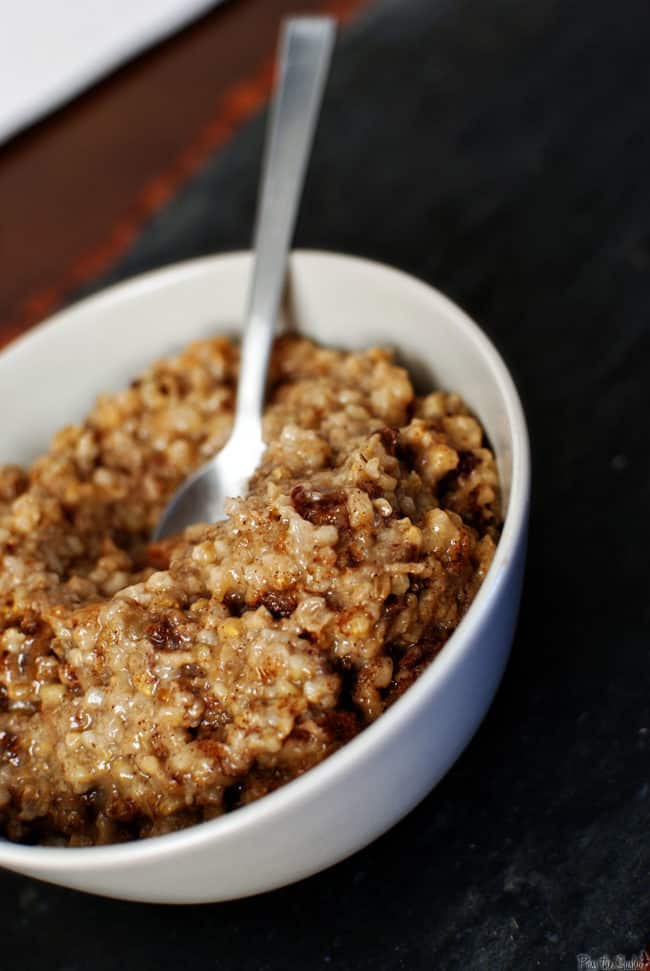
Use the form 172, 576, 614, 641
0, 251, 529, 902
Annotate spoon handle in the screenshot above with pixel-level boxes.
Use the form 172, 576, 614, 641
233, 17, 336, 438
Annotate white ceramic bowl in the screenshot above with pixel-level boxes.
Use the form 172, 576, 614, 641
0, 251, 529, 902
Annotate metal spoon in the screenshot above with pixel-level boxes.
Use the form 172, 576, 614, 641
154, 17, 335, 540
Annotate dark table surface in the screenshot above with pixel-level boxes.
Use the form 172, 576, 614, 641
3, 0, 650, 967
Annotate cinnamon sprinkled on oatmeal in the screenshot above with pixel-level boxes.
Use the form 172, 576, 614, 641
0, 337, 500, 845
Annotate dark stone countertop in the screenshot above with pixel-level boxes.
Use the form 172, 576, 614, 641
3, 0, 649, 967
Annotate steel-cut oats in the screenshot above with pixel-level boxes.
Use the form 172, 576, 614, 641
0, 337, 500, 844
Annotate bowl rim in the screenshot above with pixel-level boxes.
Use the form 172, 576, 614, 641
0, 249, 530, 871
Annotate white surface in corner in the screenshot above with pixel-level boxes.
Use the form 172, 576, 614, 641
0, 0, 225, 144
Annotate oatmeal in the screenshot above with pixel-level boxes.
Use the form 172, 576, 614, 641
0, 337, 500, 845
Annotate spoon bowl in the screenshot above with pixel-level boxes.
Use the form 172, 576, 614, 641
154, 427, 266, 539
0, 250, 530, 902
